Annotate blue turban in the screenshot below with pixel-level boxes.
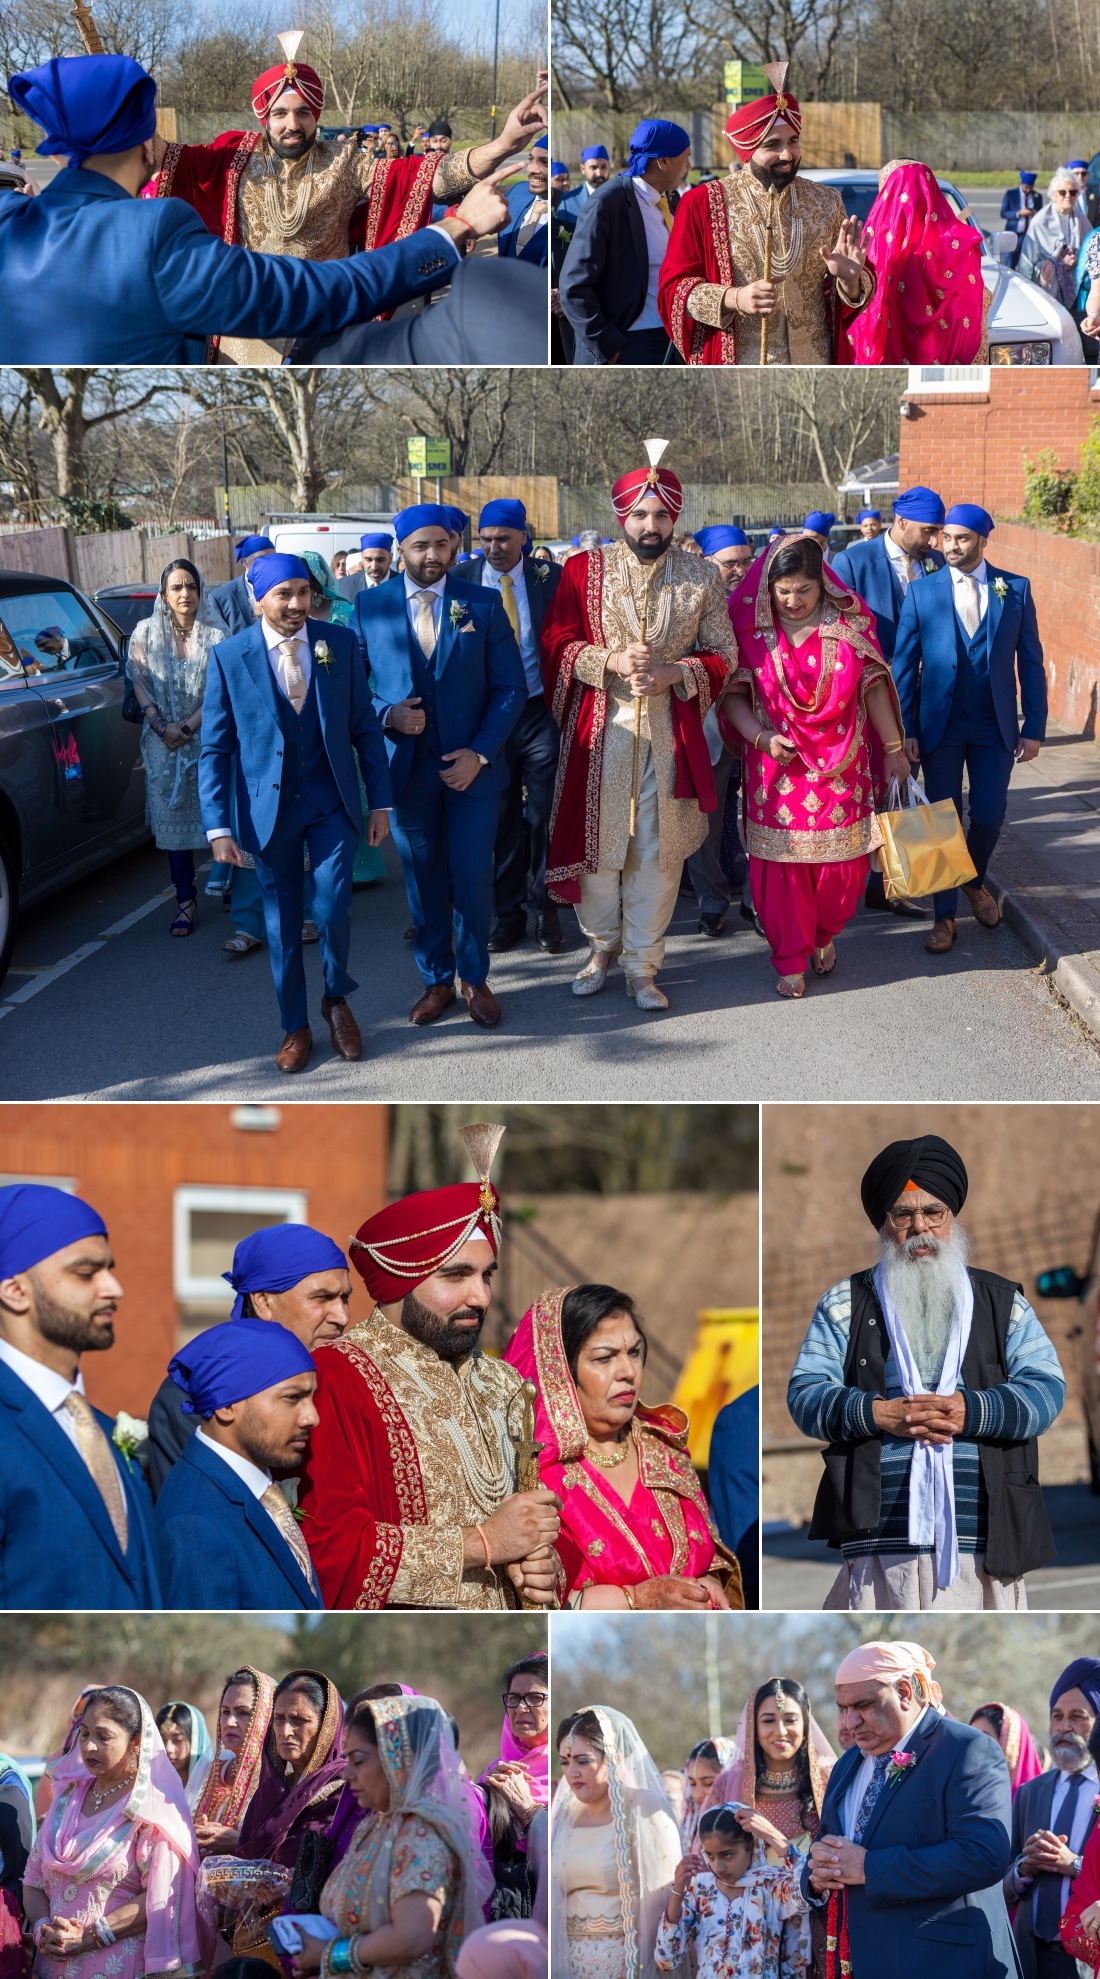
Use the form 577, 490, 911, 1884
582, 145, 609, 162
1068, 159, 1088, 171
222, 1223, 348, 1320
479, 498, 527, 530
9, 54, 156, 164
767, 527, 786, 541
168, 1316, 315, 1417
1051, 1658, 1100, 1715
444, 507, 468, 536
235, 534, 275, 562
393, 504, 453, 541
550, 160, 568, 176
571, 535, 581, 546
803, 511, 835, 535
626, 119, 691, 178
695, 525, 750, 554
0, 1183, 107, 1278
857, 508, 881, 522
456, 552, 473, 563
359, 532, 392, 552
1020, 170, 1037, 183
532, 135, 548, 151
893, 485, 946, 524
946, 502, 994, 536
250, 553, 310, 599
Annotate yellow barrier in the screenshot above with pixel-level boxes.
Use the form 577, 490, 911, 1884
671, 1308, 759, 1470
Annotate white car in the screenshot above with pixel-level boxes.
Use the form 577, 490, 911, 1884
264, 512, 397, 563
801, 168, 1083, 365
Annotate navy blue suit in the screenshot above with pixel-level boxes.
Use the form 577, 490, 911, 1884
804, 1711, 1019, 1979
207, 573, 259, 637
498, 181, 548, 265
352, 575, 526, 988
831, 532, 945, 661
199, 616, 393, 1033
463, 555, 562, 920
154, 1431, 322, 1610
0, 1360, 161, 1609
0, 171, 462, 363
560, 174, 678, 365
555, 182, 597, 228
893, 562, 1047, 919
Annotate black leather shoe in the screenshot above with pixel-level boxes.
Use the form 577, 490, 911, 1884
698, 911, 726, 937
535, 910, 562, 952
488, 919, 526, 953
740, 903, 766, 938
865, 887, 928, 920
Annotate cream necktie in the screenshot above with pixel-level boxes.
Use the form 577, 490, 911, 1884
498, 571, 521, 639
415, 590, 438, 660
517, 197, 548, 254
278, 637, 307, 713
64, 1392, 129, 1552
957, 572, 981, 639
655, 194, 674, 232
261, 1482, 317, 1594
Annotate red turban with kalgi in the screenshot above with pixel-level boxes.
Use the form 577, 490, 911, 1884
725, 82, 801, 161
610, 438, 684, 522
348, 1124, 505, 1304
251, 57, 324, 121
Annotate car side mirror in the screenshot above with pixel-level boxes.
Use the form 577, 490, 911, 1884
1037, 1265, 1087, 1300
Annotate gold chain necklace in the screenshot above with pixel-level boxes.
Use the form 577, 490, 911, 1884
585, 1428, 633, 1470
260, 145, 319, 244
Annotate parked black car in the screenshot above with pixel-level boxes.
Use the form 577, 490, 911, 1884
0, 568, 148, 988
92, 582, 160, 642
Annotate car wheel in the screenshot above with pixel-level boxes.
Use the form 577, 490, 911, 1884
0, 833, 17, 994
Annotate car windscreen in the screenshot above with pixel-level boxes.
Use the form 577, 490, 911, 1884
97, 594, 158, 636
0, 589, 119, 675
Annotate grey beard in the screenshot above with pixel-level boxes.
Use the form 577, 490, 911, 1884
1051, 1732, 1090, 1771
878, 1222, 970, 1387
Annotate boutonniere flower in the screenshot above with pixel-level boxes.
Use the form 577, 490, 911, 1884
993, 578, 1007, 598
448, 601, 468, 630
314, 640, 334, 668
923, 557, 938, 573
885, 1750, 917, 1787
112, 1412, 147, 1471
530, 560, 550, 583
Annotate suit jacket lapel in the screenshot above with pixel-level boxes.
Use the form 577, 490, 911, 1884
435, 579, 462, 678
877, 535, 904, 605
0, 1368, 125, 1566
822, 1742, 863, 1832
241, 619, 280, 717
187, 1440, 313, 1601
626, 179, 648, 285
984, 563, 1005, 662
856, 1711, 941, 1850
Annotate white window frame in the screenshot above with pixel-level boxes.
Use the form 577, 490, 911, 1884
173, 1184, 308, 1306
906, 365, 991, 394
0, 1173, 76, 1190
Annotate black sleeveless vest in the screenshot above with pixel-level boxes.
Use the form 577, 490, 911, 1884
806, 1266, 1055, 1580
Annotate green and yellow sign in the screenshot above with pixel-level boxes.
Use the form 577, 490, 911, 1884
724, 61, 769, 105
406, 436, 452, 477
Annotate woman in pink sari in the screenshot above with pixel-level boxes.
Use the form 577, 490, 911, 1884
23, 1685, 207, 1979
503, 1283, 743, 1611
845, 159, 987, 364
720, 534, 906, 999
968, 1703, 1044, 1798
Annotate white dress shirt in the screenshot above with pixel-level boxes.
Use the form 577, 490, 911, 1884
842, 1706, 933, 1838
630, 177, 673, 331
0, 1336, 86, 1451
207, 616, 313, 840
194, 1424, 304, 1555
481, 557, 539, 693
883, 528, 921, 595
949, 558, 989, 625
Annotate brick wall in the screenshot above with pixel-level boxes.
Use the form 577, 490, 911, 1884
898, 371, 1100, 517
989, 521, 1100, 730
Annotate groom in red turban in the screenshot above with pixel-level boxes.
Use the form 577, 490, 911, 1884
541, 442, 734, 1012
658, 65, 874, 364
296, 1124, 563, 1609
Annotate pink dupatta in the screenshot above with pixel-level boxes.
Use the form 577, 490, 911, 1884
847, 160, 984, 364
973, 1702, 1044, 1797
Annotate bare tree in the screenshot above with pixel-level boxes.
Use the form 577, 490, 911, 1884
14, 370, 178, 499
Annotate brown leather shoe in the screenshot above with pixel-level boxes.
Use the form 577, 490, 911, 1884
321, 996, 361, 1060
460, 980, 501, 1028
276, 1026, 312, 1073
409, 980, 456, 1026
924, 917, 958, 954
963, 883, 1001, 928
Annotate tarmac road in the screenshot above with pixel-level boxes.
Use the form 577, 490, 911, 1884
2, 837, 1100, 1100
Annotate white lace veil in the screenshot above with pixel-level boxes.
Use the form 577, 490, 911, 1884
550, 1706, 682, 1979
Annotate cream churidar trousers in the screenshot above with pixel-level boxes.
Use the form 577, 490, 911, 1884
576, 748, 682, 980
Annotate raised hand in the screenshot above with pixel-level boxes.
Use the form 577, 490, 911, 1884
821, 215, 869, 290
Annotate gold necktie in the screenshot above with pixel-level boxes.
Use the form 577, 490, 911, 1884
64, 1392, 128, 1552
415, 590, 437, 660
278, 638, 307, 713
656, 194, 674, 232
958, 573, 981, 639
498, 571, 521, 639
517, 197, 548, 253
261, 1483, 317, 1594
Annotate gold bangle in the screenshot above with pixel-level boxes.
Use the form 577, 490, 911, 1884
623, 1584, 638, 1611
755, 729, 768, 750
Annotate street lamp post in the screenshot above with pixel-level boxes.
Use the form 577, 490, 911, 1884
490, 0, 501, 138
219, 384, 231, 539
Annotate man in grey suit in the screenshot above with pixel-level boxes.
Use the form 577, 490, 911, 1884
337, 533, 395, 604
207, 535, 275, 634
1002, 1659, 1100, 1978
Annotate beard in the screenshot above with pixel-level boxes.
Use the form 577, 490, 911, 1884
401, 1290, 486, 1363
878, 1222, 970, 1387
750, 157, 798, 193
1051, 1731, 1091, 1770
268, 127, 316, 162
29, 1280, 115, 1354
626, 532, 670, 562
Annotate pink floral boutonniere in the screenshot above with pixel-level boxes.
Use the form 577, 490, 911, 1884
885, 1750, 917, 1787
1093, 1794, 1100, 1814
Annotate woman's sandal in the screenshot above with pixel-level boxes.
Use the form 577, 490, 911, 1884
169, 899, 196, 938
224, 931, 263, 956
776, 973, 805, 999
811, 941, 837, 976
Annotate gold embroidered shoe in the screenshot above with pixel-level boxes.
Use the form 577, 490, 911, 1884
627, 977, 669, 1011
571, 945, 621, 996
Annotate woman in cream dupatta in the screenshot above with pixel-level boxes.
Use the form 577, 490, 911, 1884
552, 1706, 681, 1979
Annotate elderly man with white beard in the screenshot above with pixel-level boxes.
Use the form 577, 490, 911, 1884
787, 1134, 1065, 1611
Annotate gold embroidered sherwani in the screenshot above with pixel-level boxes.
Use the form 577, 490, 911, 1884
300, 1307, 537, 1609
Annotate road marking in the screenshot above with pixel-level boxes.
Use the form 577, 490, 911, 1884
0, 876, 188, 1016
0, 940, 106, 1007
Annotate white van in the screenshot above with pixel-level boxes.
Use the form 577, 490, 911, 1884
263, 512, 397, 564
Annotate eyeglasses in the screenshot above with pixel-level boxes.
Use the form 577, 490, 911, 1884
886, 1203, 951, 1230
503, 1692, 548, 1711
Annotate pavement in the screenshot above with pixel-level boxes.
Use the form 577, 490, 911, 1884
762, 1482, 1100, 1609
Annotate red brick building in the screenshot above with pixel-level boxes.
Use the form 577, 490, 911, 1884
0, 1105, 389, 1418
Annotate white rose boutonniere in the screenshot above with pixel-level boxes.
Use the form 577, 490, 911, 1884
993, 577, 1007, 599
531, 559, 550, 583
314, 640, 334, 668
112, 1412, 148, 1471
922, 557, 939, 574
448, 600, 469, 630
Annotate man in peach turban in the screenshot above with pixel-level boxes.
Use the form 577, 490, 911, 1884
658, 64, 874, 364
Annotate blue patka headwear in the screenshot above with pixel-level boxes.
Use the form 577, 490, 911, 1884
1019, 170, 1037, 184
168, 1315, 315, 1417
1067, 158, 1088, 171
695, 525, 750, 554
767, 527, 787, 541
803, 510, 835, 535
479, 498, 528, 530
893, 485, 946, 525
857, 507, 881, 521
1051, 1658, 1100, 1716
359, 532, 392, 552
626, 118, 691, 177
222, 1223, 348, 1321
550, 160, 568, 176
251, 553, 311, 599
532, 134, 548, 151
581, 145, 609, 162
393, 504, 453, 541
946, 502, 994, 536
444, 507, 468, 536
0, 1183, 107, 1278
9, 54, 157, 163
235, 534, 275, 563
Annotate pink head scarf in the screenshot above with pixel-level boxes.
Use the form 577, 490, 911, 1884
848, 160, 984, 364
971, 1703, 1044, 1797
47, 1689, 208, 1973
499, 1708, 549, 1806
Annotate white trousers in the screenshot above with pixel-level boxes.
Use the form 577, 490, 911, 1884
825, 1551, 1028, 1611
576, 750, 682, 980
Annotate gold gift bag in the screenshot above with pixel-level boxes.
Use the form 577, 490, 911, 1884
876, 778, 977, 901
